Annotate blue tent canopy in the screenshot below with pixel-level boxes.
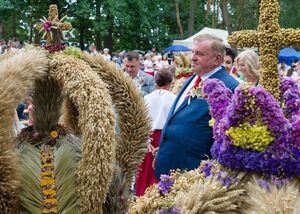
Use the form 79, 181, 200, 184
278, 48, 300, 66
164, 45, 191, 52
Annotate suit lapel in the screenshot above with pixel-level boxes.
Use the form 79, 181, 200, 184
167, 74, 195, 121
167, 67, 227, 122
171, 97, 189, 115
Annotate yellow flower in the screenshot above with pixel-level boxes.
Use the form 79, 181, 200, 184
41, 171, 54, 176
42, 189, 57, 197
42, 207, 58, 214
208, 118, 215, 127
42, 162, 53, 168
226, 123, 275, 152
41, 178, 55, 186
50, 130, 58, 139
43, 198, 58, 206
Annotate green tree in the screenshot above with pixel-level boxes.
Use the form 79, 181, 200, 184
279, 0, 300, 28
68, 0, 94, 50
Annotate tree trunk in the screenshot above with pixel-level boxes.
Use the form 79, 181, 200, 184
188, 0, 196, 36
34, 29, 41, 45
212, 0, 216, 28
239, 0, 246, 30
175, 0, 183, 39
12, 13, 17, 38
220, 0, 232, 33
95, 0, 102, 50
205, 0, 211, 26
28, 6, 33, 44
29, 16, 33, 44
79, 20, 85, 50
103, 12, 113, 53
0, 22, 3, 38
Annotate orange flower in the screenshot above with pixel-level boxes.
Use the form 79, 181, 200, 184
50, 130, 58, 139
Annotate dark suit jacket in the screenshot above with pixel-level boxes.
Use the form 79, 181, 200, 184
155, 67, 239, 179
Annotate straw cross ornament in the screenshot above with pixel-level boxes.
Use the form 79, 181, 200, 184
228, 0, 300, 100
36, 5, 72, 45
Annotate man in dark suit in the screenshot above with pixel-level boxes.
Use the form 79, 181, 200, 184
123, 51, 155, 96
155, 34, 239, 178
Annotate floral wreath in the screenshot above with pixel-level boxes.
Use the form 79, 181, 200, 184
202, 78, 300, 178
129, 77, 300, 213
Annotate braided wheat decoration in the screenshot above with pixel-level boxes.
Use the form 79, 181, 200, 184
0, 50, 48, 213
49, 54, 116, 214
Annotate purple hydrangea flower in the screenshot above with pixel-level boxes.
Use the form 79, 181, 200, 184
280, 77, 300, 121
257, 179, 271, 191
158, 175, 174, 195
204, 79, 300, 178
157, 206, 180, 214
291, 116, 300, 148
217, 171, 237, 187
199, 161, 213, 177
270, 175, 288, 187
202, 79, 233, 121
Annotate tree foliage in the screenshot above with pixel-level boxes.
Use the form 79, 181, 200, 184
0, 0, 299, 52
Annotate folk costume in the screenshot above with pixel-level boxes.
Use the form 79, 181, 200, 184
136, 89, 176, 196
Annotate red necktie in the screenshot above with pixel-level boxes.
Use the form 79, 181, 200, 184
186, 76, 202, 98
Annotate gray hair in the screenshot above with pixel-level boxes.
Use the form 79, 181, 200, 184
193, 34, 225, 60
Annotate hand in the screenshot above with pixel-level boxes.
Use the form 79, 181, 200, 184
151, 147, 159, 157
147, 143, 155, 153
152, 147, 159, 170
152, 158, 156, 170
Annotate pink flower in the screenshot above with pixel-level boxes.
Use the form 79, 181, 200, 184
43, 21, 52, 32
33, 131, 40, 138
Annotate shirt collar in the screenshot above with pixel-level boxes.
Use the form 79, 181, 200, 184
201, 66, 223, 81
133, 71, 141, 79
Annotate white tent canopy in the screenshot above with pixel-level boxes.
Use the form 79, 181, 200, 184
172, 27, 229, 48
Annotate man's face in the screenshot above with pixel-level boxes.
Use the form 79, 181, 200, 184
123, 58, 140, 78
90, 45, 96, 52
191, 40, 221, 76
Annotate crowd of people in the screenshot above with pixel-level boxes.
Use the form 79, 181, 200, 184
3, 34, 300, 197
0, 38, 25, 54
122, 39, 300, 197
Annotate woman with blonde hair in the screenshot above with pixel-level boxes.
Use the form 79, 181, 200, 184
236, 50, 260, 86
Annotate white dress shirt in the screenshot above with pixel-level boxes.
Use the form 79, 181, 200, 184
175, 66, 223, 111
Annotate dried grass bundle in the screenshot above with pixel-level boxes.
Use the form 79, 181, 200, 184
49, 54, 116, 214
83, 53, 151, 183
0, 49, 48, 213
245, 176, 300, 213
32, 77, 64, 132
174, 176, 246, 214
83, 53, 151, 212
